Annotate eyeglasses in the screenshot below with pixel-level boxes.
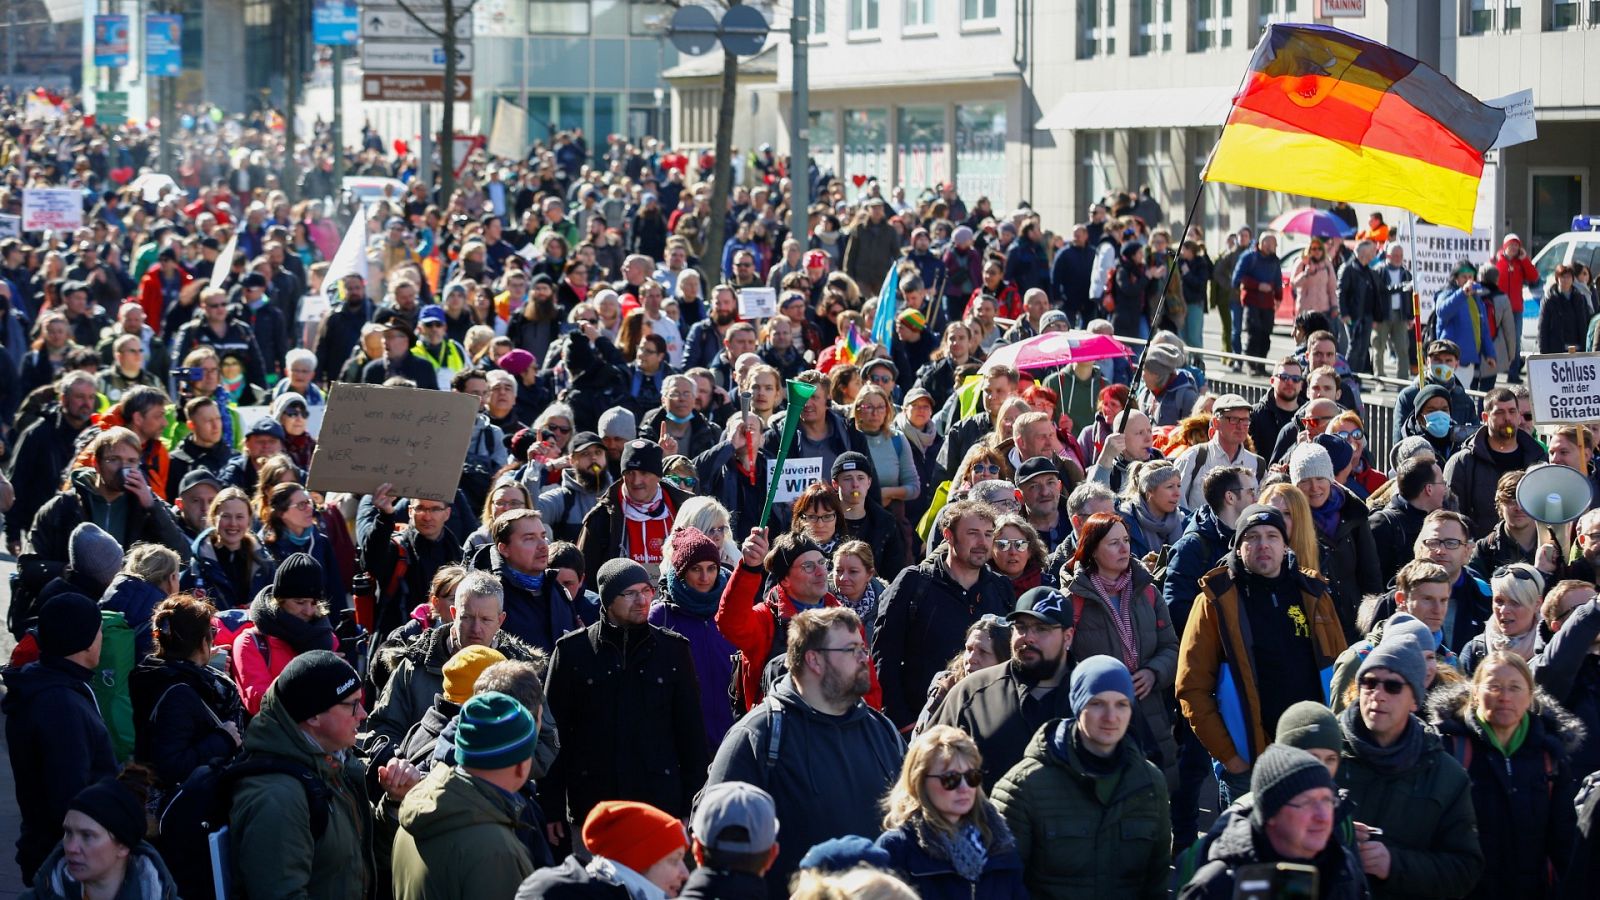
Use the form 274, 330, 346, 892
333, 698, 364, 715
1421, 538, 1466, 550
926, 770, 984, 790
994, 538, 1030, 551
1282, 795, 1337, 813
1218, 415, 1251, 426
704, 524, 730, 540
289, 499, 315, 512
794, 559, 826, 574
1359, 675, 1407, 696
799, 512, 837, 523
546, 423, 572, 434
620, 585, 657, 604
813, 643, 869, 659
1336, 429, 1365, 442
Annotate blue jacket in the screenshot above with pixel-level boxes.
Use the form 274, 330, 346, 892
1230, 248, 1282, 290
98, 574, 167, 658
1163, 506, 1233, 631
1433, 286, 1495, 366
875, 810, 1030, 900
1052, 244, 1097, 311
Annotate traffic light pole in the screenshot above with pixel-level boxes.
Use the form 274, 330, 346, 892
790, 10, 808, 253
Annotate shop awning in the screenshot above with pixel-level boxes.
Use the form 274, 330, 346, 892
1035, 85, 1238, 131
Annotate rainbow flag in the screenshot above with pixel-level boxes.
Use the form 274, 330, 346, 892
1204, 24, 1504, 232
838, 322, 864, 364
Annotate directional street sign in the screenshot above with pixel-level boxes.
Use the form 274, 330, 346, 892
360, 41, 474, 72
361, 5, 473, 40
362, 73, 473, 102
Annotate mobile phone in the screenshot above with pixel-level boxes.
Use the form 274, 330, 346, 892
1233, 862, 1318, 900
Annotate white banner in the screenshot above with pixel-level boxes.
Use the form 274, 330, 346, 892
21, 188, 81, 231
1529, 353, 1600, 425
766, 456, 824, 503
321, 205, 371, 293
738, 287, 777, 320
209, 233, 238, 290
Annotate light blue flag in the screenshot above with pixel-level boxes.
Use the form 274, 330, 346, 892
870, 263, 901, 350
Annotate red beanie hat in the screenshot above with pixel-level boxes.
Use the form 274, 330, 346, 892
670, 526, 722, 578
582, 801, 687, 874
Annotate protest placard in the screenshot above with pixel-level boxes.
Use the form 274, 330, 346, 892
1528, 352, 1600, 425
765, 456, 823, 503
22, 188, 82, 232
307, 383, 479, 501
1388, 220, 1494, 320
738, 287, 778, 320
0, 215, 20, 239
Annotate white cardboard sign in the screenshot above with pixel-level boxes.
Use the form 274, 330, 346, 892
765, 456, 823, 503
22, 188, 82, 231
738, 287, 777, 320
1528, 352, 1600, 425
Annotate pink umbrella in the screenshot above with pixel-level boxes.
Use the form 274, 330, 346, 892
982, 330, 1132, 372
1267, 207, 1355, 239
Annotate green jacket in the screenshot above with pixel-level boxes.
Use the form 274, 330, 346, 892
230, 686, 377, 900
391, 766, 533, 900
991, 719, 1170, 900
1336, 716, 1483, 900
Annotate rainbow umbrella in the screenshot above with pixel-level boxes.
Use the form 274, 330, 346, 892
1267, 207, 1355, 239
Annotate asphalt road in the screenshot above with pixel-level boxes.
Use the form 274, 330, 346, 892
0, 551, 23, 899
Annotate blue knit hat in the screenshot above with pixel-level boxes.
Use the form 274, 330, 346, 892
454, 691, 538, 770
1069, 655, 1136, 716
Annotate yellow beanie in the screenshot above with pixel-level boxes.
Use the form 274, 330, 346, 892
442, 645, 507, 705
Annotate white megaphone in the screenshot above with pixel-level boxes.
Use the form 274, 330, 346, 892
1515, 463, 1595, 544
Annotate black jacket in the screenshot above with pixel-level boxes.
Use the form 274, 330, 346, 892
1532, 600, 1600, 778
576, 480, 695, 589
1338, 258, 1384, 322
543, 618, 709, 827
927, 660, 1077, 792
171, 317, 267, 388
1428, 681, 1582, 900
678, 867, 768, 900
1179, 805, 1369, 900
692, 440, 769, 544
873, 553, 1014, 730
361, 351, 439, 388
1368, 495, 1428, 586
358, 502, 464, 641
1, 656, 118, 884
1444, 426, 1548, 540
28, 475, 189, 567
4, 408, 87, 543
1312, 485, 1382, 643
128, 655, 245, 788
705, 676, 905, 895
165, 435, 237, 502
313, 298, 375, 380
1249, 396, 1296, 475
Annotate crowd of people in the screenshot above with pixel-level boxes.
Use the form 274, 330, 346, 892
1, 85, 1599, 900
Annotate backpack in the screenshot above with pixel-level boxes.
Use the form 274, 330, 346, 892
728, 602, 789, 716
90, 610, 138, 764
156, 754, 332, 900
6, 554, 62, 640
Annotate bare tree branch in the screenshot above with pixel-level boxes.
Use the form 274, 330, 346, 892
393, 0, 445, 40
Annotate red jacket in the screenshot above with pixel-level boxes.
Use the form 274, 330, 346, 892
137, 265, 192, 336
715, 564, 882, 711
1495, 246, 1539, 313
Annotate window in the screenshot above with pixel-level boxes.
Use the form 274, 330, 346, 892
1078, 132, 1120, 212
629, 2, 673, 35
1192, 0, 1233, 51
897, 106, 948, 192
1551, 0, 1580, 28
843, 108, 889, 198
1134, 0, 1172, 54
963, 0, 1000, 20
808, 0, 828, 35
955, 103, 1006, 202
1505, 0, 1523, 29
529, 0, 590, 35
850, 0, 881, 32
809, 109, 840, 174
594, 94, 619, 143
1080, 0, 1116, 58
1257, 0, 1296, 38
904, 0, 936, 28
1133, 130, 1177, 215
1465, 0, 1494, 32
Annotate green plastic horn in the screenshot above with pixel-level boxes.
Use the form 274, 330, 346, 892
758, 378, 820, 528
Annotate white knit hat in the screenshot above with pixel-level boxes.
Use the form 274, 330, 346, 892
1289, 442, 1335, 485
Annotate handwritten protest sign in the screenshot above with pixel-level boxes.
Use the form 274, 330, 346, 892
22, 188, 82, 232
738, 287, 778, 320
1528, 352, 1600, 426
307, 383, 479, 501
765, 456, 823, 503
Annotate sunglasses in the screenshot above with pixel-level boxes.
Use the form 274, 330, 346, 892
1359, 675, 1407, 696
1274, 372, 1304, 383
1493, 565, 1539, 584
1336, 428, 1364, 442
970, 463, 1002, 475
281, 408, 308, 419
926, 770, 983, 790
994, 538, 1030, 552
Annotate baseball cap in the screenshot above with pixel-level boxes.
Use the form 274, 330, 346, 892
1007, 587, 1075, 629
570, 430, 603, 453
177, 468, 223, 496
245, 419, 286, 442
1015, 456, 1060, 486
418, 304, 447, 325
691, 782, 779, 855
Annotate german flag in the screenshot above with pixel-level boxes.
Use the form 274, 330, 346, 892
1203, 24, 1504, 232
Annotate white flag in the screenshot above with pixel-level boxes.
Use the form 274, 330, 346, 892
209, 233, 238, 290
321, 205, 371, 295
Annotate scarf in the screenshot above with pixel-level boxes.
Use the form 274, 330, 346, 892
1131, 500, 1185, 549
910, 814, 988, 883
1310, 484, 1346, 538
1478, 711, 1531, 758
1485, 611, 1540, 660
894, 410, 937, 453
586, 857, 666, 900
1090, 569, 1140, 672
1338, 703, 1424, 775
502, 566, 545, 594
1010, 561, 1043, 596
278, 526, 313, 550
248, 587, 336, 654
622, 487, 672, 566
666, 567, 728, 619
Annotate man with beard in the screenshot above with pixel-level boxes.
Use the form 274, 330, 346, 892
6, 371, 97, 552
576, 439, 692, 584
1177, 504, 1345, 804
361, 481, 465, 642
1250, 358, 1305, 471
873, 499, 1011, 731
537, 431, 612, 542
704, 606, 904, 895
928, 586, 1079, 790
542, 559, 708, 853
683, 285, 739, 370
314, 273, 374, 380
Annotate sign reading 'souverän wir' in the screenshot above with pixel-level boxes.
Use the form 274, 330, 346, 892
1528, 352, 1600, 425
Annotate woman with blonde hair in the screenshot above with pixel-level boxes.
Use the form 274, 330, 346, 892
1428, 650, 1581, 900
1258, 482, 1320, 573
181, 487, 278, 610
850, 384, 919, 502
875, 725, 1028, 899
917, 444, 1011, 541
1460, 563, 1545, 672
669, 496, 740, 568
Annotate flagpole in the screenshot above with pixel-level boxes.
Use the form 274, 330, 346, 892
1115, 184, 1208, 436
1409, 211, 1424, 388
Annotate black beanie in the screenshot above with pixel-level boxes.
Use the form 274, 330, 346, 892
37, 592, 101, 658
765, 533, 823, 580
597, 558, 651, 609
272, 650, 361, 722
273, 552, 325, 602
1250, 744, 1336, 827
68, 778, 145, 848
